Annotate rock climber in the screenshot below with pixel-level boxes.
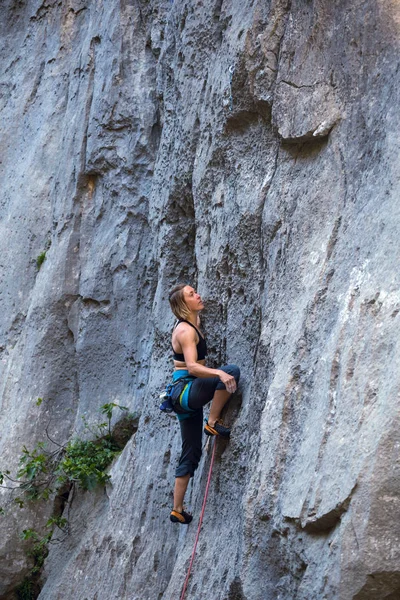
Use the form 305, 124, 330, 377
168, 283, 240, 524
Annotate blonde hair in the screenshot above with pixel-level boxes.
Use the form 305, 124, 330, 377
168, 283, 192, 321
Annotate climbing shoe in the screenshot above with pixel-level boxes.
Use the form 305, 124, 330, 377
204, 419, 231, 438
170, 509, 193, 525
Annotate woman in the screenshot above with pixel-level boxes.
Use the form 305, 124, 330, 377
168, 283, 240, 525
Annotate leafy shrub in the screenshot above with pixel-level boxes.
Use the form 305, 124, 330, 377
57, 437, 120, 491
0, 403, 133, 507
1, 403, 137, 599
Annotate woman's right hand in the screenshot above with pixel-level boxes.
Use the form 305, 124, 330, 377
217, 371, 237, 394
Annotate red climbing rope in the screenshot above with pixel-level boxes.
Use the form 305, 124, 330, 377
179, 437, 217, 600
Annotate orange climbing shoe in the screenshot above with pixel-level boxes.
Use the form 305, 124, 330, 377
170, 509, 193, 524
204, 419, 231, 438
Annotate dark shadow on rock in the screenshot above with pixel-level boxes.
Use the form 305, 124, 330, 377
281, 135, 330, 159
111, 412, 140, 450
353, 572, 400, 600
225, 576, 247, 600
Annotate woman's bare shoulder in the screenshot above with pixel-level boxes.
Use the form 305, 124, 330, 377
174, 321, 198, 341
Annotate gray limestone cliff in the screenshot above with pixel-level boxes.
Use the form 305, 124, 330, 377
0, 1, 399, 599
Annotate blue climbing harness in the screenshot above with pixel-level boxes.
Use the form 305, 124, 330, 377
159, 371, 195, 417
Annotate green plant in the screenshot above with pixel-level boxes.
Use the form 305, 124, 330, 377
2, 441, 64, 505
0, 403, 132, 511
1, 403, 135, 598
57, 437, 120, 491
55, 404, 128, 490
15, 517, 68, 598
0, 402, 135, 514
18, 443, 48, 481
36, 252, 46, 269
21, 517, 67, 570
15, 577, 36, 600
101, 402, 128, 436
21, 528, 51, 574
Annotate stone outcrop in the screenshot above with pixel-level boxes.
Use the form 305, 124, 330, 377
0, 0, 399, 598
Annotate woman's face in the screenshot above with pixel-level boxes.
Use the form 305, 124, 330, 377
183, 286, 204, 312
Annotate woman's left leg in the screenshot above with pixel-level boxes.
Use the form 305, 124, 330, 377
187, 365, 240, 435
173, 409, 204, 514
208, 364, 240, 426
188, 364, 240, 421
208, 389, 231, 427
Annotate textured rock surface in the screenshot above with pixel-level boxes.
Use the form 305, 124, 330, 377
0, 0, 399, 599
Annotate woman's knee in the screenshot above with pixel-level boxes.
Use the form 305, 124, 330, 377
231, 364, 240, 383
176, 451, 202, 478
222, 364, 240, 383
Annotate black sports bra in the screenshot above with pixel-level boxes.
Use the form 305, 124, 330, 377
172, 320, 208, 361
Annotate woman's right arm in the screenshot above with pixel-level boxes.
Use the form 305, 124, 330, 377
178, 329, 237, 394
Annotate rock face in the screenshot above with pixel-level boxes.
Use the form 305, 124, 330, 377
0, 1, 399, 599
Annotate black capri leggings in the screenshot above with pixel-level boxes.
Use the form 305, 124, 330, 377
176, 364, 240, 478
187, 364, 241, 410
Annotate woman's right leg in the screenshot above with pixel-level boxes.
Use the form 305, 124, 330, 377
173, 473, 190, 513
173, 409, 203, 513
